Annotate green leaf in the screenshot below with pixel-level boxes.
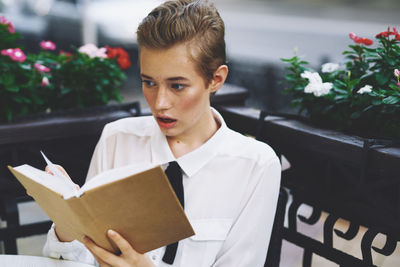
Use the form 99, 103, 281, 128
334, 79, 347, 88
382, 96, 400, 105
348, 79, 360, 89
389, 83, 399, 90
376, 72, 391, 85
372, 99, 382, 105
334, 95, 348, 101
6, 85, 19, 92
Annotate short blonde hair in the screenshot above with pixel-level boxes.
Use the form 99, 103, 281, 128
137, 0, 226, 84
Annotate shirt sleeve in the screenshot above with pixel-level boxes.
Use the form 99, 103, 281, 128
42, 224, 98, 266
213, 157, 281, 266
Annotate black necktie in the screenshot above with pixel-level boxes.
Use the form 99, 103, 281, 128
162, 161, 184, 264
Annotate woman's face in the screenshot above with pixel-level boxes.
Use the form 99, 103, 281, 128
140, 44, 215, 143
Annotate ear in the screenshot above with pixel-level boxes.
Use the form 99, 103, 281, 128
208, 65, 229, 93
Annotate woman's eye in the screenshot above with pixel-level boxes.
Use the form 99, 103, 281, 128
171, 83, 185, 91
142, 80, 156, 87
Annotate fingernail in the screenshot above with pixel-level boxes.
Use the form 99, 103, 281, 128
83, 236, 89, 243
108, 229, 115, 236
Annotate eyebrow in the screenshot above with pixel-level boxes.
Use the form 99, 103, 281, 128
141, 74, 189, 82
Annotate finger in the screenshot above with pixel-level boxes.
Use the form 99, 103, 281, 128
92, 254, 112, 267
54, 164, 72, 179
83, 236, 123, 266
45, 166, 54, 175
107, 229, 136, 256
45, 165, 80, 189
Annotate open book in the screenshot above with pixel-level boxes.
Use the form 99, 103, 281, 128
8, 158, 194, 254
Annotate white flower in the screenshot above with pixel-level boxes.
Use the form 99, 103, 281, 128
301, 71, 322, 84
357, 85, 373, 94
321, 63, 339, 73
301, 71, 332, 97
78, 43, 107, 58
304, 82, 333, 97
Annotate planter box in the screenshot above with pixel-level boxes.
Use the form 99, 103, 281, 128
217, 106, 400, 238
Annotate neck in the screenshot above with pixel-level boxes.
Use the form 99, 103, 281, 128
167, 109, 220, 158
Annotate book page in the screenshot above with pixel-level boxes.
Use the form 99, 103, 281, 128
14, 164, 78, 197
76, 162, 158, 197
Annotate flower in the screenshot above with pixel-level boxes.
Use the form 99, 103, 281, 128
301, 71, 332, 97
1, 48, 13, 56
357, 85, 372, 94
106, 46, 132, 70
349, 32, 373, 46
282, 26, 400, 138
41, 77, 50, 86
321, 63, 339, 73
0, 16, 127, 122
0, 16, 15, 34
10, 48, 26, 62
1, 48, 26, 62
40, 40, 56, 51
376, 27, 400, 41
34, 63, 50, 73
78, 43, 107, 58
60, 50, 73, 57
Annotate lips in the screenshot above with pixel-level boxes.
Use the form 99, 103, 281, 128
156, 115, 177, 129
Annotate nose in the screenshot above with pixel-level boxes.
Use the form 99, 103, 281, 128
154, 86, 172, 111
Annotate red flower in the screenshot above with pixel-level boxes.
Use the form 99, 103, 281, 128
349, 32, 373, 46
106, 46, 132, 70
376, 26, 399, 39
59, 50, 73, 57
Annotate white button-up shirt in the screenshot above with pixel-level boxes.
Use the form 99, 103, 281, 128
43, 108, 281, 267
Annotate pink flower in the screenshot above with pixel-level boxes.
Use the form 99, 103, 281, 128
78, 43, 107, 58
398, 82, 400, 86
40, 40, 56, 51
395, 69, 400, 78
1, 48, 13, 56
41, 77, 50, 86
10, 48, 26, 62
34, 63, 50, 73
1, 48, 26, 62
0, 16, 15, 34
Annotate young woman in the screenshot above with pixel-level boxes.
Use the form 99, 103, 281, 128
43, 1, 281, 266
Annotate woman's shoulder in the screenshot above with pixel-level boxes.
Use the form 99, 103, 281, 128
224, 128, 279, 165
101, 116, 156, 138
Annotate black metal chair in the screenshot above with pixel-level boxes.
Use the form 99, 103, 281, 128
264, 188, 288, 267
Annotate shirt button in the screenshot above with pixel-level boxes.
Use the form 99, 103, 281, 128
152, 255, 157, 261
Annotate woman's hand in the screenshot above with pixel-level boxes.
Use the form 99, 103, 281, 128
83, 230, 155, 267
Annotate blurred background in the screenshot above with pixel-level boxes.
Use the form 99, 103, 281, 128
1, 0, 400, 110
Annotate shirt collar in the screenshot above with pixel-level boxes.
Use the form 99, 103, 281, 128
150, 108, 228, 177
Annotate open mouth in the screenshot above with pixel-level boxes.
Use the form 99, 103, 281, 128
156, 116, 177, 129
158, 117, 176, 123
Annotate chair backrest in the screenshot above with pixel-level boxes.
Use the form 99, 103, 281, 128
264, 187, 288, 267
